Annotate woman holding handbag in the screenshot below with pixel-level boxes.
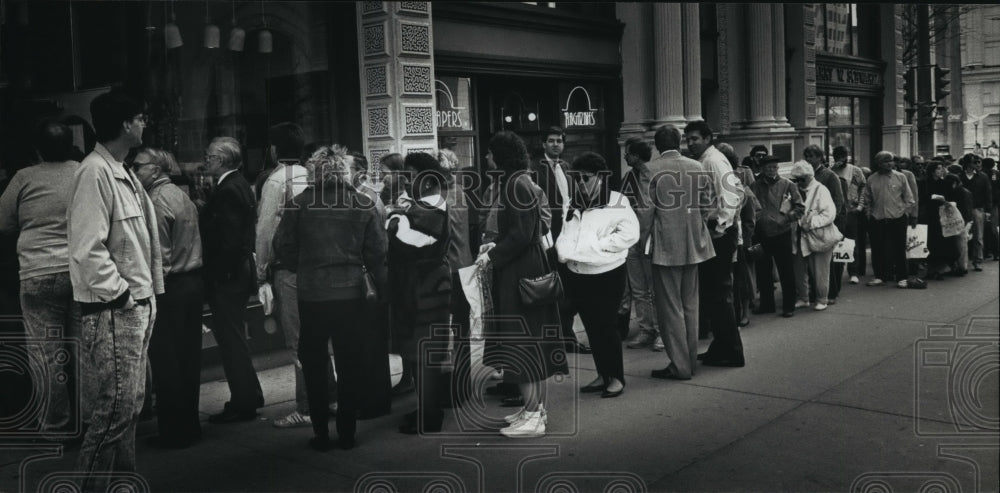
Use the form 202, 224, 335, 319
387, 152, 453, 435
555, 152, 638, 398
475, 131, 568, 438
273, 145, 387, 451
790, 161, 840, 311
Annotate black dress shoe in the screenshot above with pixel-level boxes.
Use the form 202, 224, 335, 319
601, 387, 624, 398
580, 383, 605, 393
145, 435, 197, 449
500, 396, 525, 407
337, 436, 356, 450
696, 352, 708, 361
781, 312, 794, 318
208, 407, 257, 424
701, 356, 746, 368
651, 367, 691, 380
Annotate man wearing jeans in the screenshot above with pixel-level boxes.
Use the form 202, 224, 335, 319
960, 154, 993, 271
68, 91, 163, 491
256, 122, 336, 428
620, 137, 661, 351
861, 151, 915, 288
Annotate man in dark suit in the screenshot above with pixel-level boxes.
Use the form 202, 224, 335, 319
201, 136, 264, 423
528, 126, 589, 354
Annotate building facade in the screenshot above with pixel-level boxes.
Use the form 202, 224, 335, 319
959, 4, 1000, 156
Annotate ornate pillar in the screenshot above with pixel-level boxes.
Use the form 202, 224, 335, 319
653, 3, 685, 126
356, 1, 438, 168
746, 4, 776, 127
772, 4, 789, 125
681, 4, 702, 121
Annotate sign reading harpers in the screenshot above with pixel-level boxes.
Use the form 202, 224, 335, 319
435, 77, 473, 131
559, 83, 604, 130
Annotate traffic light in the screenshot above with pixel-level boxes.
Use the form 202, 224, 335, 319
933, 65, 951, 104
904, 68, 917, 106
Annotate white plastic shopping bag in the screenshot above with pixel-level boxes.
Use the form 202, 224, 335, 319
832, 238, 855, 263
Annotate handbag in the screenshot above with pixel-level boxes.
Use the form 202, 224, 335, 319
361, 265, 378, 301
801, 186, 843, 253
518, 243, 564, 306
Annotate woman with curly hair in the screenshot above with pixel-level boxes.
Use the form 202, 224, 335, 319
475, 131, 568, 438
274, 145, 387, 451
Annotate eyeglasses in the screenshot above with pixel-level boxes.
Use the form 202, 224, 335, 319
133, 114, 149, 125
571, 173, 599, 183
204, 153, 223, 164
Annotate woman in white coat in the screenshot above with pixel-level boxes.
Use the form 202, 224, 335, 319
790, 161, 838, 311
556, 152, 639, 398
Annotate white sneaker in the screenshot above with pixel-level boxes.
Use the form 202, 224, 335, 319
273, 411, 312, 428
813, 303, 828, 311
794, 300, 810, 308
866, 278, 884, 287
500, 411, 545, 438
651, 335, 665, 352
504, 404, 547, 424
849, 276, 860, 284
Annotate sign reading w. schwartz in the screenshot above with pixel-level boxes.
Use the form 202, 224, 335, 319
816, 55, 884, 96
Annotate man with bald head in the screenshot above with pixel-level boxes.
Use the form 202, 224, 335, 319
860, 151, 915, 288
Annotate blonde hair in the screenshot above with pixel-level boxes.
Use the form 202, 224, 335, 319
306, 144, 353, 188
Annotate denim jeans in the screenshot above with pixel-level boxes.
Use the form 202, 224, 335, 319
969, 208, 985, 264
76, 302, 152, 492
273, 269, 336, 415
625, 247, 658, 335
20, 272, 80, 432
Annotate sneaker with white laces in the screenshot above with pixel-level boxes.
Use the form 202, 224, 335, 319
866, 278, 884, 287
794, 300, 810, 308
504, 404, 547, 424
849, 276, 860, 284
273, 411, 312, 428
813, 303, 828, 311
651, 335, 665, 352
500, 410, 545, 438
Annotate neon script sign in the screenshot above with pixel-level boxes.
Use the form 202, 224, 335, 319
561, 86, 599, 128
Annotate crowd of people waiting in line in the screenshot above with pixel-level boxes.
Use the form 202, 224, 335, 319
1, 89, 997, 491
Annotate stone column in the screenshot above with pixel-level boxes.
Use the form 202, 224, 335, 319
618, 3, 654, 135
746, 4, 776, 127
653, 3, 685, 126
356, 1, 438, 169
681, 4, 702, 121
772, 4, 789, 125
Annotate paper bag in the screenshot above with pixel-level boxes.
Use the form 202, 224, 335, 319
906, 224, 929, 259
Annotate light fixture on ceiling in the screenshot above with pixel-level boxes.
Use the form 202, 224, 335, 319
228, 1, 245, 51
258, 0, 272, 53
204, 0, 220, 49
164, 1, 183, 49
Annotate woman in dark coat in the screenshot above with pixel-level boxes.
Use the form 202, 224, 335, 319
475, 131, 567, 438
922, 162, 958, 278
386, 152, 452, 434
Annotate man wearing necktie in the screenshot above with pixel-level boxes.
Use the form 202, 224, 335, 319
528, 126, 590, 354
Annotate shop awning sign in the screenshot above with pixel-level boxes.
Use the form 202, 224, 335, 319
560, 85, 602, 129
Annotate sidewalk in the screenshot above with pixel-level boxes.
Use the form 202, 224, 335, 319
2, 262, 998, 493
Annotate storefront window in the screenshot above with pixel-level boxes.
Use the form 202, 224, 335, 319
435, 76, 477, 169
817, 95, 872, 165
815, 4, 857, 56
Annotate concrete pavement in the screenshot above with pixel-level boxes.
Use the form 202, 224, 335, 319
2, 262, 998, 493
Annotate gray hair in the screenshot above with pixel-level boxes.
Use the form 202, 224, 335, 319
437, 148, 459, 171
136, 147, 179, 175
789, 160, 815, 179
210, 136, 243, 169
